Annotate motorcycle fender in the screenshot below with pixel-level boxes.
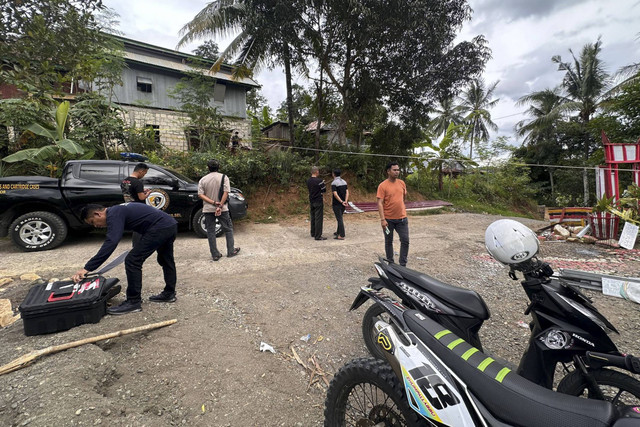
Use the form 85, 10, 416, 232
349, 289, 371, 311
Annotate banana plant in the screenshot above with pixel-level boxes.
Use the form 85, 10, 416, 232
2, 101, 84, 176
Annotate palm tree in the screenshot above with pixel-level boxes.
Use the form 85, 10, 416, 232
428, 96, 465, 138
177, 0, 301, 148
515, 88, 566, 198
515, 88, 565, 146
552, 37, 610, 205
459, 78, 499, 159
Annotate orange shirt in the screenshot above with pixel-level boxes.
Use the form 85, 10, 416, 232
377, 179, 407, 219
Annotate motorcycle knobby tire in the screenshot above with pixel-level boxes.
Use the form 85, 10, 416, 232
556, 368, 640, 405
324, 357, 424, 427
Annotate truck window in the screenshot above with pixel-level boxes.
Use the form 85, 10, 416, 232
143, 168, 175, 186
78, 164, 120, 183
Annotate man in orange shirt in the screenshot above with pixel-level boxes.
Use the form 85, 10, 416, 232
377, 162, 409, 266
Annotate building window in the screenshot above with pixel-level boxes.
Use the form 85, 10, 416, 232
145, 124, 160, 144
137, 76, 152, 93
213, 83, 226, 103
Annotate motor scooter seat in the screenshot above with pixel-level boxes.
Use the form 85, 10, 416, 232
391, 264, 490, 320
403, 309, 617, 427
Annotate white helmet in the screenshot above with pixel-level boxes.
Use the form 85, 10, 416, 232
485, 219, 539, 265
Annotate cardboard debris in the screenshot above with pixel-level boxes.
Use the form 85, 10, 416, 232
0, 299, 19, 328
554, 225, 570, 239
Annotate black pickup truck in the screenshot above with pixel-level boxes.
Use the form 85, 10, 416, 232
0, 160, 247, 251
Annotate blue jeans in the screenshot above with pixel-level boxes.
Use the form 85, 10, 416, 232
205, 211, 235, 257
124, 224, 177, 302
384, 217, 409, 266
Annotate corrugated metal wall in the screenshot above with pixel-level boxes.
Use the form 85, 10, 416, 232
110, 67, 248, 118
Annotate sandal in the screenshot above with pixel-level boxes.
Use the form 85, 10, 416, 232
213, 254, 222, 261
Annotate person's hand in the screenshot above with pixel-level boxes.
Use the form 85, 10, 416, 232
72, 268, 88, 283
342, 201, 348, 207
215, 206, 222, 216
144, 189, 151, 195
380, 219, 388, 229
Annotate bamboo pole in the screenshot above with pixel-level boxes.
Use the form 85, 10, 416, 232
0, 319, 177, 376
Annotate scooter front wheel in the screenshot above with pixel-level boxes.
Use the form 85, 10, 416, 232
556, 368, 640, 406
324, 357, 425, 426
362, 303, 393, 360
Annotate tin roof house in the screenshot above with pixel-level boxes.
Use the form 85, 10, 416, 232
107, 35, 260, 151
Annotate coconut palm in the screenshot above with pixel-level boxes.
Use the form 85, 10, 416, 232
458, 78, 499, 159
515, 88, 565, 146
177, 0, 302, 147
552, 37, 610, 205
428, 96, 465, 138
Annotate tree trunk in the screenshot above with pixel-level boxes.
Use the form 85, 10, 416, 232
583, 167, 589, 206
314, 67, 324, 163
549, 168, 554, 198
283, 44, 295, 149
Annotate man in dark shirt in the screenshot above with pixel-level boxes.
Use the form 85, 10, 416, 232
306, 166, 326, 240
121, 163, 150, 203
331, 169, 349, 240
72, 203, 178, 315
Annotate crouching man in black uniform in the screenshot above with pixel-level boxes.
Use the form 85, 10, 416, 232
72, 203, 178, 315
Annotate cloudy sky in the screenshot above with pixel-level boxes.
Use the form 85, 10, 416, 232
102, 0, 640, 142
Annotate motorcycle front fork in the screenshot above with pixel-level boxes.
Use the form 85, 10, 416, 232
566, 356, 606, 400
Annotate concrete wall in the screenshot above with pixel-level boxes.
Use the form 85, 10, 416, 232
121, 105, 251, 151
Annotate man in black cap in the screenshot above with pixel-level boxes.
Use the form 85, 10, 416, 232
72, 203, 178, 315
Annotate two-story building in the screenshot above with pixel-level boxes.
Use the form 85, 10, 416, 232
110, 35, 260, 151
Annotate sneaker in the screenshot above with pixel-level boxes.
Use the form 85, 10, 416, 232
107, 300, 141, 315
228, 247, 241, 257
149, 291, 177, 303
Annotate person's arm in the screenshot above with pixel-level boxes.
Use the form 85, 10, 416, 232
343, 189, 349, 207
377, 197, 387, 229
74, 215, 124, 281
219, 175, 230, 206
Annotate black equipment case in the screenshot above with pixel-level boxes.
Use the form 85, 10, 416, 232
18, 276, 121, 336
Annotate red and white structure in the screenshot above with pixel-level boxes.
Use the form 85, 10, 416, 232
596, 132, 640, 201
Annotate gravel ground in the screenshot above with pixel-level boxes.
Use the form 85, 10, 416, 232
0, 211, 639, 426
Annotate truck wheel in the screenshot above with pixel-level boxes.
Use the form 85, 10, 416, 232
9, 211, 68, 251
193, 208, 223, 238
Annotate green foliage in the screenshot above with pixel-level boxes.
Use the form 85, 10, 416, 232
593, 195, 615, 213
69, 92, 127, 159
2, 101, 84, 176
146, 146, 312, 195
407, 162, 537, 215
0, 0, 115, 101
169, 72, 229, 151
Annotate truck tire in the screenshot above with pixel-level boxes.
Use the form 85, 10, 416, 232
9, 211, 68, 251
193, 208, 223, 238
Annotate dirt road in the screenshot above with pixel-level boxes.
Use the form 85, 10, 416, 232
1, 212, 639, 426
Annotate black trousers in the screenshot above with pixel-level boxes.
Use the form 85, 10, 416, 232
333, 204, 346, 237
310, 201, 324, 238
124, 224, 177, 302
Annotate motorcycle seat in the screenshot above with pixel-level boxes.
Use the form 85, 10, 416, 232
403, 309, 617, 427
389, 264, 490, 320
